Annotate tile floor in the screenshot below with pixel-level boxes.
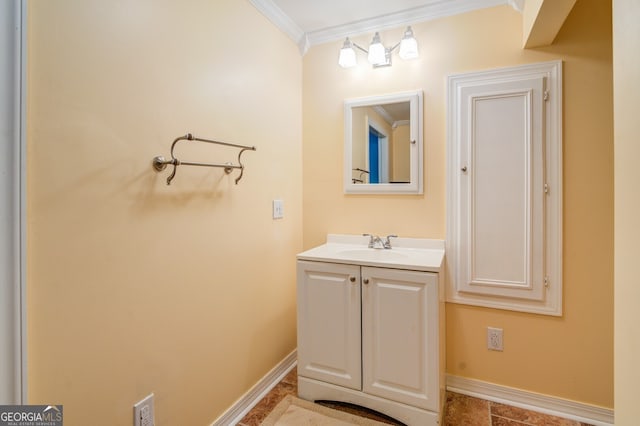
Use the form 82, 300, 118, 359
237, 367, 593, 426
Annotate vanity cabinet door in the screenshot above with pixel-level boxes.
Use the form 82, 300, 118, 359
297, 261, 362, 390
361, 267, 439, 411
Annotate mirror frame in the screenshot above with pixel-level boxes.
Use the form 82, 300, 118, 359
344, 90, 423, 194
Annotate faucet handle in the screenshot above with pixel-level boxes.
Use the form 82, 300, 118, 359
384, 235, 398, 249
363, 233, 376, 248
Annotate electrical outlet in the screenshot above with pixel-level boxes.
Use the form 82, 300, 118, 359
134, 393, 155, 426
487, 327, 503, 351
272, 199, 284, 219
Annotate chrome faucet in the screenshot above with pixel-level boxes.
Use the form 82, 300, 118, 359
364, 234, 384, 249
383, 234, 398, 249
363, 234, 398, 249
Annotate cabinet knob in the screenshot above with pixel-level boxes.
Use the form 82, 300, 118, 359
363, 278, 370, 285
349, 276, 356, 283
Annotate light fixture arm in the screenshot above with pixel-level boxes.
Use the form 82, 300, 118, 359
351, 42, 369, 54
352, 41, 397, 55
388, 42, 401, 53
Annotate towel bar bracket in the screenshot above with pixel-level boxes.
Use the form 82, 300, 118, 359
152, 133, 256, 185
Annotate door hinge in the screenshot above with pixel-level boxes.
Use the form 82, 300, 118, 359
544, 183, 549, 194
544, 276, 550, 288
544, 90, 550, 101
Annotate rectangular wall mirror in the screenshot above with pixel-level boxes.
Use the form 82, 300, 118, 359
344, 90, 423, 194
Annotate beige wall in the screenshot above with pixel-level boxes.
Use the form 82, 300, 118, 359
27, 1, 302, 424
613, 0, 640, 423
303, 1, 613, 408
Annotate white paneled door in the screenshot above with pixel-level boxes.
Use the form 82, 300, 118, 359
458, 76, 546, 300
447, 61, 562, 316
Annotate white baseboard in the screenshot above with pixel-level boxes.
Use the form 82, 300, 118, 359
446, 375, 613, 426
210, 350, 297, 426
209, 356, 613, 426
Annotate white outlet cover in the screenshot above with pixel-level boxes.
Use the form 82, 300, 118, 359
134, 393, 155, 426
487, 327, 503, 351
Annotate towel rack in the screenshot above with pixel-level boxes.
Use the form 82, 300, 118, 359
352, 167, 369, 184
152, 133, 256, 185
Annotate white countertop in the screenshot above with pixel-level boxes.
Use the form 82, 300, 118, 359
297, 234, 445, 273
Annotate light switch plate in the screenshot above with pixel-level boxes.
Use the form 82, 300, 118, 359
273, 199, 284, 219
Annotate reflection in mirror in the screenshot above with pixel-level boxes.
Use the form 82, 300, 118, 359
351, 102, 410, 184
344, 91, 423, 194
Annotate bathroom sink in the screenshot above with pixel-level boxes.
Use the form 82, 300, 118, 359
297, 234, 445, 272
337, 248, 409, 261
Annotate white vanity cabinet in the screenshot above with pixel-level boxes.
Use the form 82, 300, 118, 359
296, 235, 445, 426
296, 261, 362, 390
361, 266, 439, 412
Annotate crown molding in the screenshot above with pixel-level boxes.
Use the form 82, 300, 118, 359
508, 0, 525, 13
250, 0, 509, 55
248, 0, 308, 54
307, 0, 508, 46
372, 105, 394, 126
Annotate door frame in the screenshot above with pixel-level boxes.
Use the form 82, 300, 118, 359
1, 0, 27, 404
365, 117, 389, 184
19, 0, 27, 403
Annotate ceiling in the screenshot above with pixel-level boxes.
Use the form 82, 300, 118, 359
248, 0, 518, 53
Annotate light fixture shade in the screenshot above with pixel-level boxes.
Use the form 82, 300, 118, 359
338, 38, 357, 68
367, 32, 387, 65
399, 26, 419, 60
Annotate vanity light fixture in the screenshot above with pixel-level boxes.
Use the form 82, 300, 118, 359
399, 26, 419, 60
338, 26, 419, 69
367, 32, 387, 66
338, 38, 359, 68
